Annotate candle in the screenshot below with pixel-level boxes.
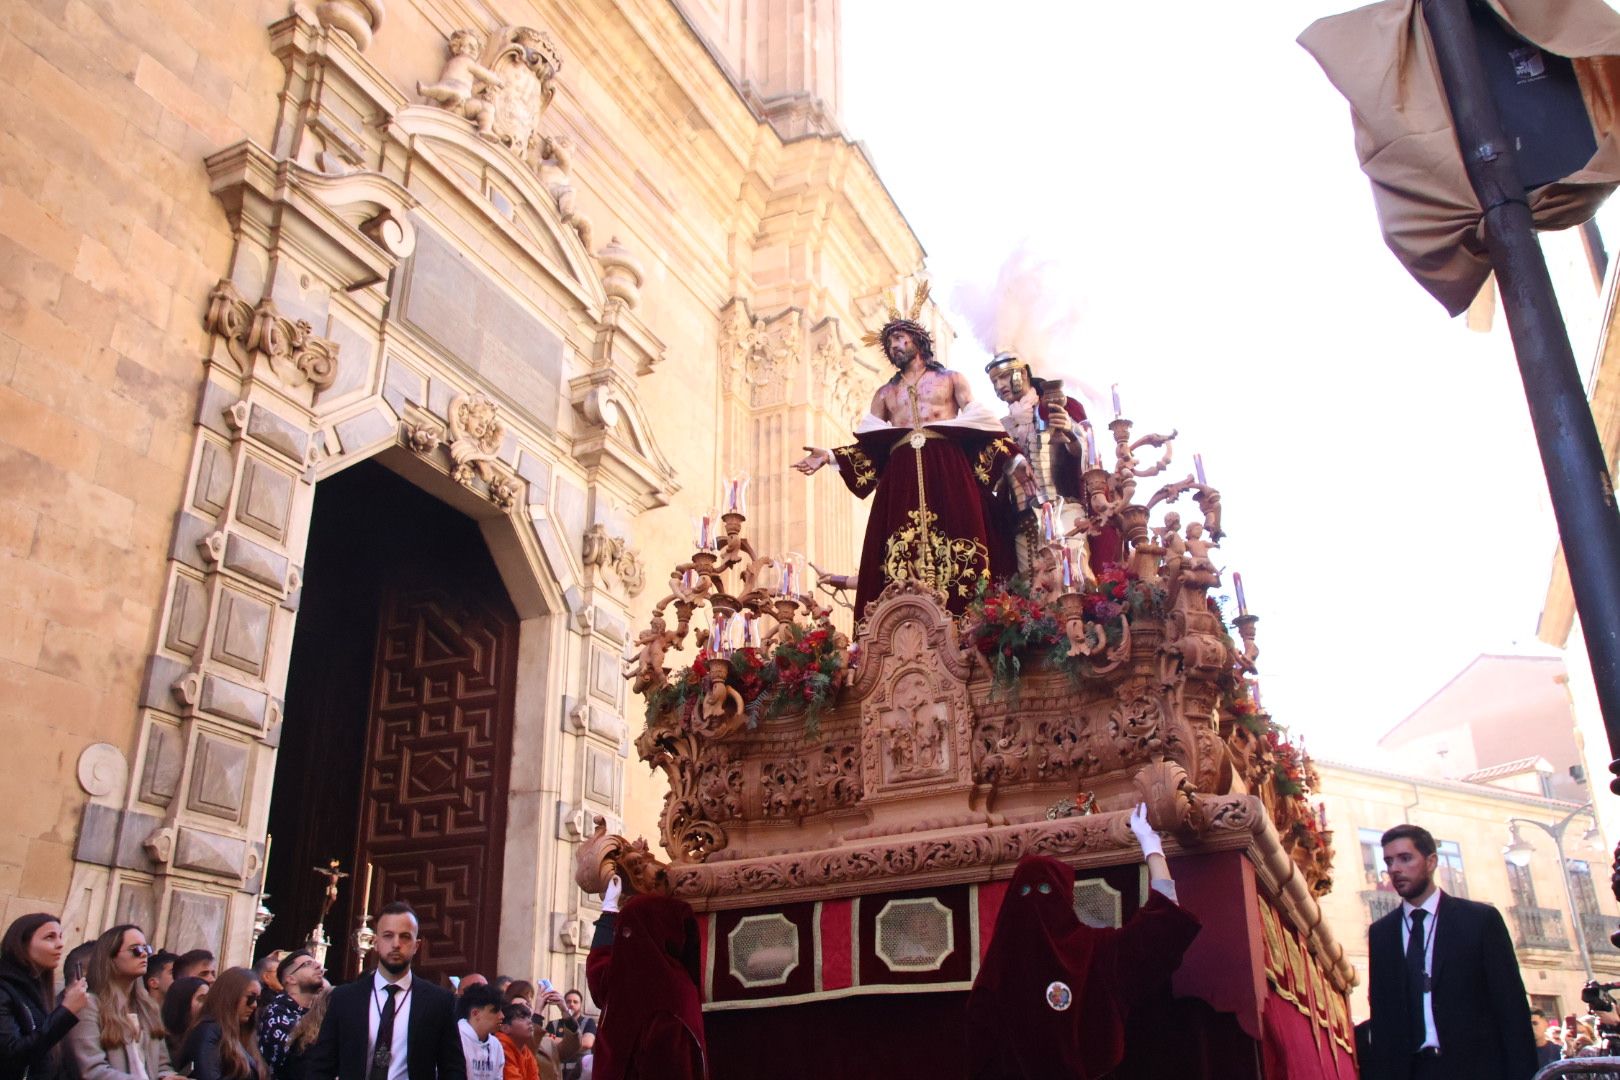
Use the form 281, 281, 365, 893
1111, 383, 1122, 418
1252, 680, 1263, 709
1194, 453, 1207, 486
1082, 421, 1098, 466
1040, 501, 1058, 543
682, 567, 698, 594
1060, 544, 1075, 589
723, 475, 749, 516
1233, 571, 1247, 616
361, 860, 374, 913
1317, 802, 1328, 830
742, 613, 761, 649
693, 509, 719, 550
781, 552, 803, 596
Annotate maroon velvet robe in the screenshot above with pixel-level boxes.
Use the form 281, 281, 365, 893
966, 855, 1202, 1080
586, 895, 707, 1080
831, 415, 1019, 618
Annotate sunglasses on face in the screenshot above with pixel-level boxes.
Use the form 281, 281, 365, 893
243, 995, 260, 1006
126, 944, 154, 958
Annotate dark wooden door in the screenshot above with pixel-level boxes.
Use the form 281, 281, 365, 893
355, 578, 518, 986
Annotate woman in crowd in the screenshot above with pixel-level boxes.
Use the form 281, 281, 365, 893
64, 925, 172, 1080
161, 978, 210, 1062
0, 914, 90, 1080
280, 988, 329, 1080
176, 968, 266, 1080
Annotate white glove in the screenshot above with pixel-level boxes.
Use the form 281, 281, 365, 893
601, 874, 622, 913
1129, 803, 1164, 859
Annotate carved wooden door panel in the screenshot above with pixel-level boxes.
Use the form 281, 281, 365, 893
356, 581, 517, 985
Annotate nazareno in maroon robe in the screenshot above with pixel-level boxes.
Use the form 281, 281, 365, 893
966, 854, 1202, 1080
586, 894, 708, 1080
830, 404, 1020, 619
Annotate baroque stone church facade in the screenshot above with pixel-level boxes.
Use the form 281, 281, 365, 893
0, 0, 931, 990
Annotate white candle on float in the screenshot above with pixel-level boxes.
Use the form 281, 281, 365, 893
1194, 453, 1207, 486
1111, 383, 1122, 418
1060, 544, 1075, 589
1233, 571, 1247, 616
1082, 421, 1098, 466
723, 474, 750, 516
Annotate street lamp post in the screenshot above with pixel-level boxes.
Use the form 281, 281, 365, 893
1505, 802, 1597, 982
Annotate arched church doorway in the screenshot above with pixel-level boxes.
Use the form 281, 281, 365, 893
258, 459, 519, 985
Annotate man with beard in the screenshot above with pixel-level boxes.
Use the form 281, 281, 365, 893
258, 951, 326, 1080
305, 902, 465, 1080
1365, 824, 1536, 1080
794, 291, 1029, 617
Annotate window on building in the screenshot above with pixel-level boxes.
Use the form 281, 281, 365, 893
1436, 840, 1468, 898
1359, 828, 1391, 889
1569, 860, 1601, 919
1530, 993, 1562, 1021
1506, 860, 1538, 909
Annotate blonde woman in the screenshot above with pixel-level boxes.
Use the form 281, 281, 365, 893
280, 988, 329, 1080
65, 926, 179, 1080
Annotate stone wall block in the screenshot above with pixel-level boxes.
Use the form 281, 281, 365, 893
210, 586, 273, 677
172, 827, 247, 878
222, 532, 289, 591
166, 889, 227, 955
138, 720, 185, 806
583, 745, 621, 812
235, 457, 294, 541
193, 439, 234, 516
198, 673, 269, 732
164, 572, 209, 656
186, 732, 249, 822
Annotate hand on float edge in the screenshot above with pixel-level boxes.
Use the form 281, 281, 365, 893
1129, 802, 1164, 859
602, 874, 622, 913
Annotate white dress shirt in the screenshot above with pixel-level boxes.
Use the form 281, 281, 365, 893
367, 969, 414, 1080
1399, 888, 1442, 1051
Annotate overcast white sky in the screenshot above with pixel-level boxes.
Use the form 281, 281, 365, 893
841, 1, 1620, 763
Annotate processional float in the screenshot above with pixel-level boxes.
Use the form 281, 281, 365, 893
598, 409, 1354, 1079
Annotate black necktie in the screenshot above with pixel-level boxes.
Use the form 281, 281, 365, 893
1406, 909, 1428, 1050
370, 984, 400, 1080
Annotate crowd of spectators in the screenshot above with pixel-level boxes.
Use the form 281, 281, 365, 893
0, 914, 600, 1080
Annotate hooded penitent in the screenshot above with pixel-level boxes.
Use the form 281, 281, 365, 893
966, 854, 1201, 1080
586, 893, 706, 1080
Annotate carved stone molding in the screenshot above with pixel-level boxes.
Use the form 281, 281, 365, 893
205, 279, 340, 390
314, 0, 384, 51
582, 523, 645, 596
718, 301, 802, 407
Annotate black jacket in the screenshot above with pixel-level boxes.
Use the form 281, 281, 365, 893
177, 1018, 267, 1080
0, 959, 78, 1080
303, 976, 463, 1080
1365, 891, 1538, 1080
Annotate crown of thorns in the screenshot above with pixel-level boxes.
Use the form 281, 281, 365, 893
862, 281, 934, 353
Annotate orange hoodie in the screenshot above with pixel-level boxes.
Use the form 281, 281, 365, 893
494, 1032, 540, 1080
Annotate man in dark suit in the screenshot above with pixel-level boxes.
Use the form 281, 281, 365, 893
1365, 823, 1537, 1080
306, 900, 466, 1080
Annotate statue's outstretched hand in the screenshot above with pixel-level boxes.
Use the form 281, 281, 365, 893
793, 447, 831, 475
1129, 803, 1164, 859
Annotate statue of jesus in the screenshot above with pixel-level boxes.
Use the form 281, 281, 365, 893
794, 297, 1027, 617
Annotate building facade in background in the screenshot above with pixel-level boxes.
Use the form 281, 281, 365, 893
0, 0, 931, 992
1317, 759, 1619, 1023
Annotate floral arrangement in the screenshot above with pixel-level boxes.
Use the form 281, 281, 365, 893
763, 623, 850, 738
960, 576, 1065, 692
645, 624, 852, 739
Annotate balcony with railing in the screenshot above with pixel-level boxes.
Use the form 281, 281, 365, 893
1581, 912, 1620, 959
1362, 889, 1402, 922
1510, 905, 1571, 951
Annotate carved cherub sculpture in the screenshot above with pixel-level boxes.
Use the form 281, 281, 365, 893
1183, 521, 1218, 580
623, 613, 682, 694
1064, 614, 1107, 659
1030, 543, 1064, 603
536, 135, 593, 249
418, 30, 504, 137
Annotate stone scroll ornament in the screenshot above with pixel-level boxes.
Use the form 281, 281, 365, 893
574, 815, 672, 899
